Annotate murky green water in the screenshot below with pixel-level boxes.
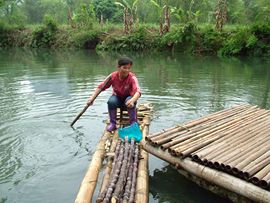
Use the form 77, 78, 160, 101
0, 49, 269, 203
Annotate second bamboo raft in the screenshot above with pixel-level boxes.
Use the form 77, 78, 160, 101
146, 104, 270, 191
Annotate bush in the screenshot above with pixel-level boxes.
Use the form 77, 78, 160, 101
97, 27, 154, 51
31, 15, 58, 48
220, 23, 270, 56
71, 30, 99, 48
200, 27, 225, 54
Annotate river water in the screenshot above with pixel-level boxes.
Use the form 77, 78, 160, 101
0, 49, 269, 203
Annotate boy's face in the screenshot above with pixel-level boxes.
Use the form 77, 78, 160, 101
118, 64, 132, 76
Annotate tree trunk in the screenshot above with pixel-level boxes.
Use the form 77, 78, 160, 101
163, 5, 170, 33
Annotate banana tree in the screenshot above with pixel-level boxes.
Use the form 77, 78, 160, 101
215, 0, 227, 31
150, 0, 170, 35
65, 0, 75, 27
115, 0, 140, 34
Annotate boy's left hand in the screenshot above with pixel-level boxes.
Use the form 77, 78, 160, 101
126, 99, 135, 108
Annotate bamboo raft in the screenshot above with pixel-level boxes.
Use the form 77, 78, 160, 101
143, 104, 270, 203
74, 103, 153, 203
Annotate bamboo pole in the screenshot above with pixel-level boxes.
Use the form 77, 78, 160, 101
259, 172, 270, 188
129, 143, 140, 203
141, 141, 270, 203
241, 153, 270, 180
153, 104, 252, 145
191, 110, 270, 160
204, 120, 270, 168
155, 105, 248, 146
74, 131, 110, 203
175, 108, 270, 157
146, 104, 251, 141
222, 139, 270, 173
169, 107, 261, 153
250, 164, 270, 185
135, 117, 150, 203
170, 108, 265, 157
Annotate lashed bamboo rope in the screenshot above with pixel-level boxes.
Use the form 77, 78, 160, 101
141, 141, 270, 203
74, 131, 110, 203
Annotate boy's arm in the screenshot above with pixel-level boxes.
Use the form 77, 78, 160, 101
86, 74, 112, 105
87, 87, 102, 105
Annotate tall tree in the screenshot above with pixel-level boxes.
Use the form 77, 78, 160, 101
215, 0, 227, 31
92, 0, 117, 23
115, 0, 140, 34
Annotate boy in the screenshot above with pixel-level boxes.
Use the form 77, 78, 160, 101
87, 57, 141, 132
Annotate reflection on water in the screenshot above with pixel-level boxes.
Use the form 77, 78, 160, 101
150, 165, 231, 203
0, 49, 269, 203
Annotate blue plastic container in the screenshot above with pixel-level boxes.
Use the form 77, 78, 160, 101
118, 122, 142, 142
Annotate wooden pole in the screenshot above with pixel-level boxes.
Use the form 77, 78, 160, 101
74, 131, 110, 203
71, 74, 111, 127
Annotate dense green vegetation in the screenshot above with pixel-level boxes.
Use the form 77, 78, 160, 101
0, 0, 269, 56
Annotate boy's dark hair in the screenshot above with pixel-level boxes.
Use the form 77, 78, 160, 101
118, 57, 133, 66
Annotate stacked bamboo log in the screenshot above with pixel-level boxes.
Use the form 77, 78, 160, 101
74, 103, 153, 203
145, 104, 270, 191
96, 137, 140, 203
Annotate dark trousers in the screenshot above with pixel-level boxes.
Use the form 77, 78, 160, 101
107, 95, 135, 110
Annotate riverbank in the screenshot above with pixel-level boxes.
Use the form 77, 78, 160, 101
1, 22, 269, 56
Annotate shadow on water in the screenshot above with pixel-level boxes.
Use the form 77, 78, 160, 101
150, 164, 232, 203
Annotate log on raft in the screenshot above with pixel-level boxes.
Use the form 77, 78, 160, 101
74, 130, 111, 203
135, 118, 150, 203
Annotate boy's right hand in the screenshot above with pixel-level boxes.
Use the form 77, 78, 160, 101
87, 98, 94, 106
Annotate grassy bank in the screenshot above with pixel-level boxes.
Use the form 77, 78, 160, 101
1, 21, 270, 56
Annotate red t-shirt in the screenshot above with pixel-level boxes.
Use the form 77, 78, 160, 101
98, 71, 141, 99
